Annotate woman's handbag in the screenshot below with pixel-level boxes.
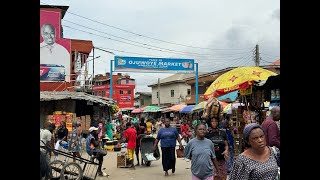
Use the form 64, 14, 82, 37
176, 147, 184, 158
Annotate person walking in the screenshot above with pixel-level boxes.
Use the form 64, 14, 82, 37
146, 119, 153, 134
54, 121, 68, 160
205, 117, 228, 180
181, 120, 192, 142
262, 106, 280, 149
40, 122, 56, 159
229, 123, 280, 180
105, 119, 114, 140
221, 117, 234, 175
123, 122, 137, 169
134, 123, 146, 166
153, 118, 183, 176
68, 122, 82, 162
184, 123, 220, 180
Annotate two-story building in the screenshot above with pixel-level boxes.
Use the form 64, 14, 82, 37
92, 73, 135, 109
135, 92, 152, 108
147, 73, 206, 106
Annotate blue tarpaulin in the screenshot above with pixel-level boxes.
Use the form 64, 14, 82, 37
180, 105, 195, 113
217, 91, 238, 102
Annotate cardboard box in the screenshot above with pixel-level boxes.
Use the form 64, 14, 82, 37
54, 111, 62, 115
66, 122, 73, 132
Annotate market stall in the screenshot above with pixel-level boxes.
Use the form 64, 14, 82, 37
40, 91, 117, 132
203, 66, 278, 156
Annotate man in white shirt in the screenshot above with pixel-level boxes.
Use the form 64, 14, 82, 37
40, 122, 56, 160
40, 23, 70, 82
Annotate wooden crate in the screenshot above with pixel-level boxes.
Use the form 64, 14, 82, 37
117, 153, 129, 168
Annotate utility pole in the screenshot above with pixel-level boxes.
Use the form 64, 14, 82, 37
158, 78, 160, 106
92, 47, 95, 77
255, 44, 260, 66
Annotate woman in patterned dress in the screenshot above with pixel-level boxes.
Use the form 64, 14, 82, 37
68, 122, 82, 162
229, 123, 280, 180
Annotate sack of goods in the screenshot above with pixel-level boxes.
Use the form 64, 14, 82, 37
145, 153, 156, 161
203, 97, 223, 119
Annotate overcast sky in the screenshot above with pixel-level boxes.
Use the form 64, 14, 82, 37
41, 0, 280, 92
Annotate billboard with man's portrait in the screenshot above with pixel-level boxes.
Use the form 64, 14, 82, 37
40, 10, 71, 82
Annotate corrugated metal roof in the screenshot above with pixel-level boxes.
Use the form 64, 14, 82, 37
148, 72, 207, 87
40, 91, 117, 105
270, 59, 280, 65
136, 92, 152, 96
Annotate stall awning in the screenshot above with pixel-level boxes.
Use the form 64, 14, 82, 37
40, 91, 117, 106
217, 91, 238, 102
180, 105, 195, 113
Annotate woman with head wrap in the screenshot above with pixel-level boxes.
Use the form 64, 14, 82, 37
229, 123, 280, 180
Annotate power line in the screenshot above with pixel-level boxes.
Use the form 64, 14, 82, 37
260, 59, 274, 64
94, 46, 163, 58
260, 53, 279, 59
40, 1, 252, 51
63, 20, 219, 57
63, 25, 215, 58
199, 48, 254, 70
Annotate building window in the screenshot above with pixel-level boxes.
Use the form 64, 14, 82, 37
120, 90, 124, 94
157, 92, 159, 98
141, 99, 144, 105
171, 90, 174, 97
128, 90, 131, 94
126, 79, 129, 84
187, 89, 191, 95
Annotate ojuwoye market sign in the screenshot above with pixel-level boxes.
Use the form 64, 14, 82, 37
114, 56, 194, 73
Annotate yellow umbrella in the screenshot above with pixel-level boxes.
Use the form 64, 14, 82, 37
204, 66, 277, 98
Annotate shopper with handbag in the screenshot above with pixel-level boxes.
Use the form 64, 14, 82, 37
153, 118, 183, 176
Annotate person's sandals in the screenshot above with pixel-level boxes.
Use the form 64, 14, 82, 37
98, 172, 109, 177
165, 171, 169, 176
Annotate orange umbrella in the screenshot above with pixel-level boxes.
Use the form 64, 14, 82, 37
131, 106, 147, 113
204, 66, 277, 98
168, 104, 187, 112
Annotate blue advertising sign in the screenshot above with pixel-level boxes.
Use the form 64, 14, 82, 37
40, 64, 65, 82
114, 56, 194, 73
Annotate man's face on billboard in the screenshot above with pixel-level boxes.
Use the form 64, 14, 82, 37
42, 24, 56, 45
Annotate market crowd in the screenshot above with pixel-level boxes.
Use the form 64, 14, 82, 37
40, 106, 280, 180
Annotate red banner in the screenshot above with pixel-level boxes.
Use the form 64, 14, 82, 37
40, 10, 71, 82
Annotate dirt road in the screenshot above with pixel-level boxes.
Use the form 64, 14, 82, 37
96, 149, 192, 180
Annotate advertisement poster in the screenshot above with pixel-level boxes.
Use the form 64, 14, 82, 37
40, 10, 71, 82
115, 56, 194, 73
